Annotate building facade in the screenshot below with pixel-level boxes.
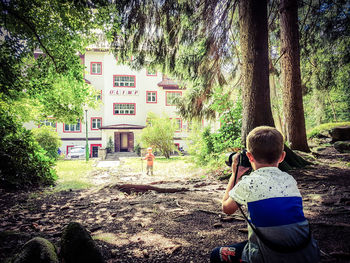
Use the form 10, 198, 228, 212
27, 49, 191, 157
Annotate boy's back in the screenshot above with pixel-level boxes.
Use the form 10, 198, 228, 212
213, 126, 320, 263
230, 167, 319, 262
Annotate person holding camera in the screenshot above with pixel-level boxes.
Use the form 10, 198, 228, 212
210, 126, 320, 263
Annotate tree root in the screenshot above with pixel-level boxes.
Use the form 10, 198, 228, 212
112, 184, 189, 194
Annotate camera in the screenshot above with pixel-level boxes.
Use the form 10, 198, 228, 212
225, 149, 251, 168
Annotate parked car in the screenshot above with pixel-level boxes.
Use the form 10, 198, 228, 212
67, 146, 86, 159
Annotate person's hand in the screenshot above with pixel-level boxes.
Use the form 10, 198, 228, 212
237, 166, 251, 180
232, 153, 250, 180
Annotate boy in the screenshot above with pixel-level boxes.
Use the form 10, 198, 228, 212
211, 126, 320, 263
143, 147, 155, 175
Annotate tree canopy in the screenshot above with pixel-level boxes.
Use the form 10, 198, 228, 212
0, 0, 110, 188
110, 0, 349, 143
0, 0, 109, 123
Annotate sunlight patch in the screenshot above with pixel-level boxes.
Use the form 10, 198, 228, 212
130, 231, 189, 249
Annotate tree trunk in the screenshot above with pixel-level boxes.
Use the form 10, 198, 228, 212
270, 74, 283, 133
239, 0, 310, 170
280, 0, 310, 152
239, 0, 275, 144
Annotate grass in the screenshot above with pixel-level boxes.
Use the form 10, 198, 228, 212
53, 160, 97, 191
51, 156, 205, 192
307, 122, 350, 138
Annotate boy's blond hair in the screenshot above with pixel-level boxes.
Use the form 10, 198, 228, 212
246, 126, 284, 164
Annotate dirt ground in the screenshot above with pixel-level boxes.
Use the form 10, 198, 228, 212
0, 146, 349, 263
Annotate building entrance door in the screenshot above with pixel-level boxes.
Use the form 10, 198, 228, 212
120, 133, 128, 152
114, 132, 135, 152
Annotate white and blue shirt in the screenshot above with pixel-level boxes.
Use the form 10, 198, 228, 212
230, 167, 320, 263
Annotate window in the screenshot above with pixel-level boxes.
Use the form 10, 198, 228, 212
146, 70, 157, 76
113, 75, 136, 87
91, 117, 102, 130
113, 103, 136, 115
182, 121, 192, 132
91, 62, 102, 75
95, 90, 102, 101
170, 118, 182, 132
146, 91, 157, 103
40, 119, 56, 129
166, 91, 182, 106
64, 120, 81, 132
175, 118, 182, 132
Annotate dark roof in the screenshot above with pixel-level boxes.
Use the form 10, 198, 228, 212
84, 78, 91, 84
100, 124, 145, 130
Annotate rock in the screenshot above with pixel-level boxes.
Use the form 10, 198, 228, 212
12, 237, 59, 263
334, 141, 350, 153
213, 223, 223, 228
60, 222, 105, 263
142, 249, 150, 258
330, 126, 350, 142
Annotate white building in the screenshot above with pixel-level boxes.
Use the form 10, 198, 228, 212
28, 48, 191, 157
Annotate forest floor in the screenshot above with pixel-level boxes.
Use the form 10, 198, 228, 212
0, 144, 350, 263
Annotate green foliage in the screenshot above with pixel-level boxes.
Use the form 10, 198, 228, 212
140, 112, 177, 158
300, 1, 350, 129
307, 122, 350, 138
0, 0, 107, 123
210, 88, 243, 152
0, 0, 110, 188
134, 143, 141, 156
32, 126, 61, 160
0, 106, 57, 189
187, 90, 243, 168
106, 137, 113, 153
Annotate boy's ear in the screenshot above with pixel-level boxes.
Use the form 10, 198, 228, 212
278, 151, 286, 163
246, 151, 254, 162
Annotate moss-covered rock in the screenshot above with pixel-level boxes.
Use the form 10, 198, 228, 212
330, 126, 350, 142
60, 222, 105, 263
12, 237, 58, 263
334, 141, 350, 153
307, 122, 350, 139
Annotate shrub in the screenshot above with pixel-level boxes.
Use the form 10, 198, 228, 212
106, 137, 113, 153
187, 96, 243, 169
140, 112, 176, 158
32, 126, 62, 160
0, 109, 57, 189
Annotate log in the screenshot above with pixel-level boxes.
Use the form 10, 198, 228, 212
113, 184, 189, 194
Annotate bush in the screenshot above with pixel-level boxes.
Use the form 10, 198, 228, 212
307, 122, 350, 138
134, 143, 141, 156
0, 109, 57, 189
32, 126, 61, 160
187, 96, 243, 169
106, 136, 113, 153
140, 112, 176, 158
